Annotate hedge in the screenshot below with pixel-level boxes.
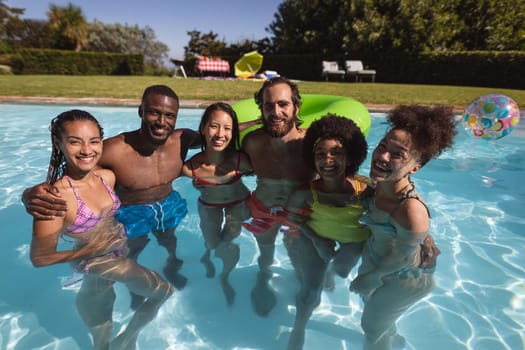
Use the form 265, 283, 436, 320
226, 51, 525, 89
10, 49, 144, 75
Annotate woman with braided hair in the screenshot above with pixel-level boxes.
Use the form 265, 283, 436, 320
30, 109, 173, 350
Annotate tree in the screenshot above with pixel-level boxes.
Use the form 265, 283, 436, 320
450, 0, 525, 51
47, 3, 87, 51
0, 0, 25, 51
4, 18, 55, 49
221, 39, 260, 57
342, 0, 455, 56
184, 30, 227, 58
184, 30, 273, 59
0, 0, 23, 33
266, 0, 525, 58
267, 0, 345, 55
86, 20, 169, 68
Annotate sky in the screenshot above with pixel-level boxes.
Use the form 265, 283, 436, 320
7, 0, 283, 64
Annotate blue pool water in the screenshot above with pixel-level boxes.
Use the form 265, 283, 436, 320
0, 103, 524, 350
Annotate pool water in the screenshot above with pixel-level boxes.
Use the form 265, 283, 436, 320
0, 103, 524, 350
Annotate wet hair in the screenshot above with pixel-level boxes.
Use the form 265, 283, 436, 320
386, 105, 457, 166
198, 102, 241, 151
303, 114, 368, 176
141, 84, 179, 106
47, 109, 103, 184
254, 76, 301, 110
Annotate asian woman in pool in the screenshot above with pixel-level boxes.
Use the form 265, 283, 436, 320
30, 110, 173, 350
350, 105, 456, 350
181, 102, 253, 306
285, 114, 373, 350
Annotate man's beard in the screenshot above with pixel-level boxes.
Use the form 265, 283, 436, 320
262, 116, 296, 137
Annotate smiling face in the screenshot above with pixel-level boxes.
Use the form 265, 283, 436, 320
314, 138, 347, 180
261, 83, 298, 137
139, 93, 179, 144
201, 109, 233, 152
370, 129, 421, 182
57, 120, 103, 175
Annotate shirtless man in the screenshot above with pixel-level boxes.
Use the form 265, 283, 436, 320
22, 85, 200, 307
242, 77, 315, 316
241, 77, 440, 320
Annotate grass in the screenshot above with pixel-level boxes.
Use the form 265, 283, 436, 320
1, 75, 524, 109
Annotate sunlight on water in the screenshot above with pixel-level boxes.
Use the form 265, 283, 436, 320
0, 104, 524, 350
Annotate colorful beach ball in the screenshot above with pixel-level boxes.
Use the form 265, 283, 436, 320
463, 94, 520, 140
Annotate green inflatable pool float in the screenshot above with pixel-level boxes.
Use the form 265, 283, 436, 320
232, 94, 371, 142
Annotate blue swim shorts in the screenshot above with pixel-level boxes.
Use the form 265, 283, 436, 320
115, 190, 187, 239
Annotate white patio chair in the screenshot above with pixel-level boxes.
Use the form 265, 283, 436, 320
345, 60, 376, 82
321, 61, 345, 81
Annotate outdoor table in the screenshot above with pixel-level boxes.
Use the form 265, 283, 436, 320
194, 57, 230, 75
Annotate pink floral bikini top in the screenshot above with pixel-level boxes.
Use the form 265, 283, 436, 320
64, 175, 121, 234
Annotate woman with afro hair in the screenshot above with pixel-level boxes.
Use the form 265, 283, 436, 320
350, 105, 456, 350
285, 114, 373, 350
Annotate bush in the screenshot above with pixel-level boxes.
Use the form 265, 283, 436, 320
10, 49, 144, 75
371, 50, 525, 89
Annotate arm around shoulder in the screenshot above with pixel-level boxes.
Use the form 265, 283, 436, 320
239, 118, 262, 132
22, 182, 67, 220
181, 160, 193, 178
180, 128, 202, 150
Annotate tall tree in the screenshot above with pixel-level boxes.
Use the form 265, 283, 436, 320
4, 18, 55, 49
266, 0, 525, 57
0, 0, 25, 51
267, 0, 345, 55
450, 0, 525, 50
47, 3, 87, 51
342, 0, 454, 56
0, 0, 23, 32
86, 20, 169, 68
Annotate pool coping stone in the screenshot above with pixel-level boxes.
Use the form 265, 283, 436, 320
0, 96, 468, 113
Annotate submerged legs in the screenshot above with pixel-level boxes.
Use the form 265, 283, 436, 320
85, 256, 173, 350
286, 232, 329, 350
153, 228, 187, 291
250, 225, 280, 317
76, 274, 116, 350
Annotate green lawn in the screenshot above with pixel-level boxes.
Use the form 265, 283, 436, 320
1, 75, 524, 109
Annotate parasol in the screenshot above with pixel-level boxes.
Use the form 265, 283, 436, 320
234, 51, 263, 78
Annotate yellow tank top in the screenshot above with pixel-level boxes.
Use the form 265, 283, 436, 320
307, 180, 371, 243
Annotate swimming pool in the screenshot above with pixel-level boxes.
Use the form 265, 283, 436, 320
0, 103, 523, 350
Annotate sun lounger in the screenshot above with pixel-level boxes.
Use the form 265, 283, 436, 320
321, 61, 345, 81
345, 60, 376, 82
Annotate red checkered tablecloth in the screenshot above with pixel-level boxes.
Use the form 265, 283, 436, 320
195, 57, 230, 74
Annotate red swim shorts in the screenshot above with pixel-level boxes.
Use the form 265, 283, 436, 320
242, 193, 299, 237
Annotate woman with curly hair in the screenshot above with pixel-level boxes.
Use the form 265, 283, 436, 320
286, 114, 373, 350
350, 105, 457, 350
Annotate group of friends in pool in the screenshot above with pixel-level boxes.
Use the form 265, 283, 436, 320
22, 76, 457, 350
